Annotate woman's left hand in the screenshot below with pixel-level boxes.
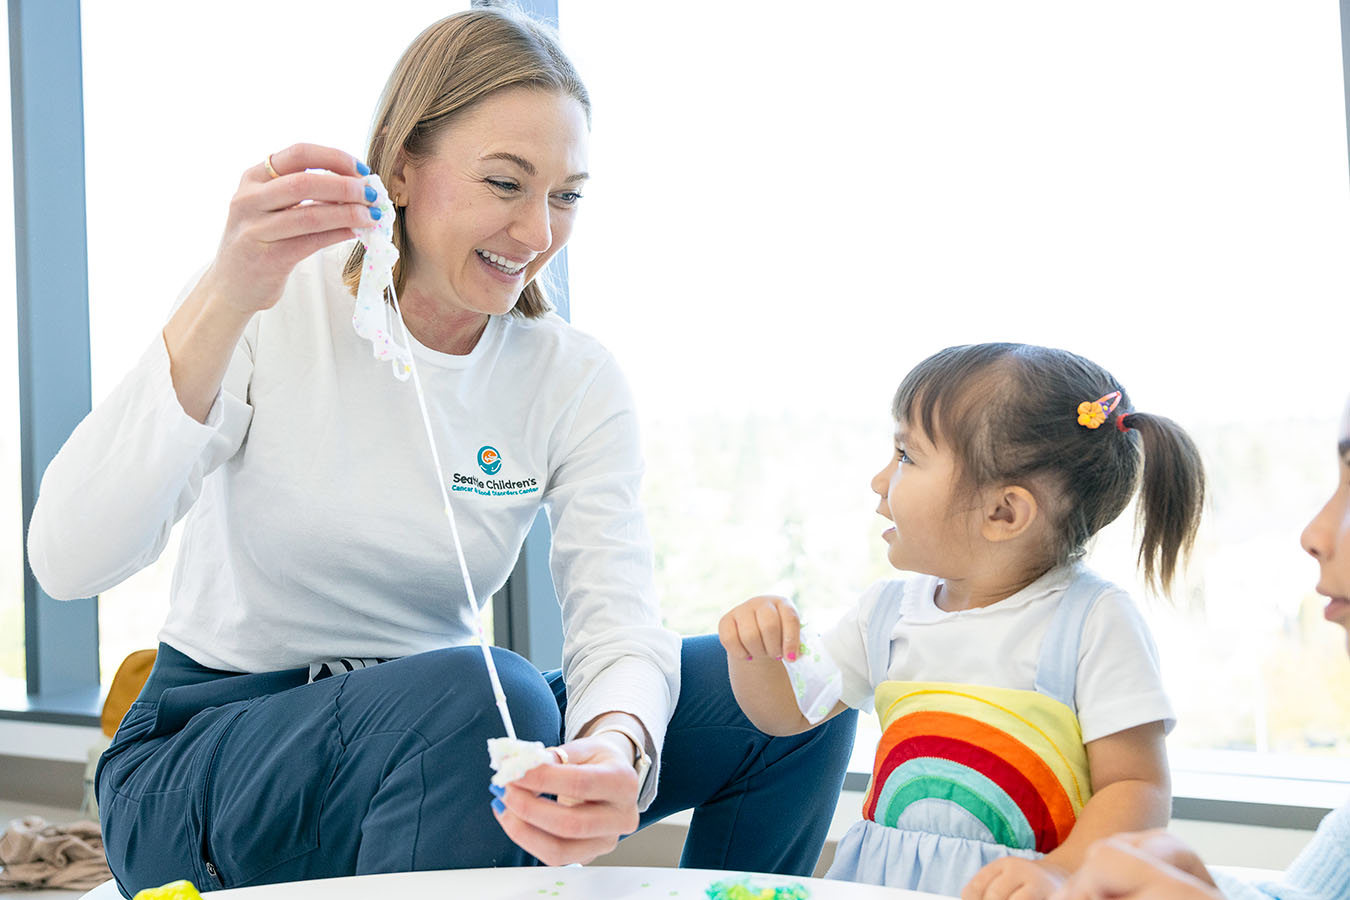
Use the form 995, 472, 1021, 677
491, 733, 640, 865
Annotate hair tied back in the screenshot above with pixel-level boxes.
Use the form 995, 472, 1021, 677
1076, 390, 1122, 430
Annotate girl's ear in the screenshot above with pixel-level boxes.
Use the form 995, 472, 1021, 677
982, 486, 1039, 543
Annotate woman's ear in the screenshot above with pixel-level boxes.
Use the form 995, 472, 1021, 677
982, 486, 1039, 543
387, 150, 409, 199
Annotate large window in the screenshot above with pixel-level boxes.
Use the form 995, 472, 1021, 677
9, 1, 1349, 798
563, 0, 1350, 771
80, 0, 469, 686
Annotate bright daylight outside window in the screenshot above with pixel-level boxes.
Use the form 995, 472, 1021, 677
80, 1, 468, 686
563, 1, 1350, 776
0, 12, 22, 692
63, 2, 1350, 786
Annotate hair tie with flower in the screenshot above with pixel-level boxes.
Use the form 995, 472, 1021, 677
1077, 390, 1123, 430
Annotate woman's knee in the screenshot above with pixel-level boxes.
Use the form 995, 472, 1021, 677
481, 646, 562, 742
337, 646, 561, 745
812, 704, 859, 762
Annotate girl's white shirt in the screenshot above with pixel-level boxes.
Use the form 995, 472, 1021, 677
821, 566, 1175, 743
27, 243, 680, 806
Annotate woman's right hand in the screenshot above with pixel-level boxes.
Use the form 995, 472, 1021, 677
164, 144, 378, 422
718, 595, 801, 662
203, 143, 378, 317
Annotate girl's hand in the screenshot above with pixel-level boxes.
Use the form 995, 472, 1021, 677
718, 594, 801, 662
490, 733, 640, 865
201, 143, 377, 318
964, 856, 1067, 900
719, 595, 833, 735
1051, 835, 1223, 900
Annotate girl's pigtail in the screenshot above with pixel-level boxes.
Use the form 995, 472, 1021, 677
1122, 412, 1205, 595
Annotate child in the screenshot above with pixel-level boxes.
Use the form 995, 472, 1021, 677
1053, 395, 1350, 900
719, 343, 1205, 900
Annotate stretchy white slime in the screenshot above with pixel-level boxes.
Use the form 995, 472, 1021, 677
352, 172, 518, 742
351, 175, 412, 380
487, 737, 554, 787
782, 630, 843, 725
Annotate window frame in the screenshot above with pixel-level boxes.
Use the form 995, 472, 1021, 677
5, 0, 99, 724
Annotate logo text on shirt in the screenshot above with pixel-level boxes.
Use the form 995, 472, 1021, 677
455, 446, 540, 496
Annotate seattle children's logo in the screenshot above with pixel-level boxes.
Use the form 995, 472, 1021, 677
477, 445, 502, 475
454, 445, 538, 497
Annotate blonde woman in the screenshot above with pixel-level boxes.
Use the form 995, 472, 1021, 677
28, 7, 856, 895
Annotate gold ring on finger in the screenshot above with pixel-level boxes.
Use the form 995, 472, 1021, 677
552, 746, 569, 766
264, 154, 281, 179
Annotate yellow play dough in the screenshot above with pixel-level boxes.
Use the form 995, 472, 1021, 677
132, 880, 203, 900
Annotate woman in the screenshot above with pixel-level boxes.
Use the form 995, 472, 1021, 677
27, 8, 855, 895
1046, 400, 1350, 900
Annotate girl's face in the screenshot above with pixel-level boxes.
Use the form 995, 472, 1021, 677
391, 87, 589, 317
1300, 400, 1350, 654
870, 420, 980, 577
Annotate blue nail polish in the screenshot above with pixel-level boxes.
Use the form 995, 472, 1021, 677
356, 161, 371, 176
364, 185, 377, 203
369, 206, 381, 220
488, 783, 504, 798
491, 797, 505, 815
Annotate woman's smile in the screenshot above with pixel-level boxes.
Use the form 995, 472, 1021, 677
475, 248, 531, 280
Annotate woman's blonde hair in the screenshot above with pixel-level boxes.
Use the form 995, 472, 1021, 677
342, 4, 591, 317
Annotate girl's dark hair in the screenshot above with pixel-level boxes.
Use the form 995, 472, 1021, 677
893, 343, 1205, 594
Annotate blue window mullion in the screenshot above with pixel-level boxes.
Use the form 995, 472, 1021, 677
10, 0, 99, 705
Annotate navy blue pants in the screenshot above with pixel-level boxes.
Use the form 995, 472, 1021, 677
96, 636, 857, 896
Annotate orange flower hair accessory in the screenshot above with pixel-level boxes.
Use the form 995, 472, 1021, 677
1077, 390, 1122, 430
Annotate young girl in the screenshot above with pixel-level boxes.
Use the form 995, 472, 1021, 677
719, 343, 1205, 900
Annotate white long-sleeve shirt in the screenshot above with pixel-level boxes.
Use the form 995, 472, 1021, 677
28, 244, 680, 805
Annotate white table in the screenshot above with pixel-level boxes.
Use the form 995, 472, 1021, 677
195, 866, 942, 899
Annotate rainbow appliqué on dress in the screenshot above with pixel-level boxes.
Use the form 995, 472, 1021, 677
862, 680, 1091, 855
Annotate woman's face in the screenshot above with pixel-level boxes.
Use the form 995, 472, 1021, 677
391, 87, 589, 316
1301, 398, 1350, 654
